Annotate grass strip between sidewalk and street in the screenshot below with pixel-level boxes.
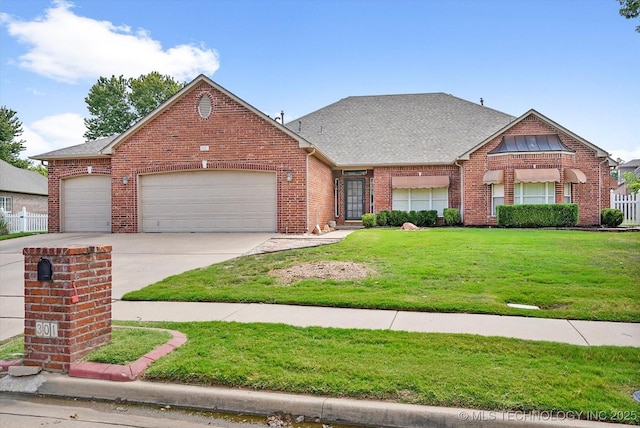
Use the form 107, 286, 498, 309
123, 229, 640, 322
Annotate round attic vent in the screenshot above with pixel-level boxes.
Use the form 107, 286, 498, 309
198, 94, 212, 119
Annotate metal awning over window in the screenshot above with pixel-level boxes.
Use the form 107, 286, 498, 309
565, 168, 587, 183
482, 170, 504, 185
392, 176, 450, 189
488, 134, 573, 154
514, 168, 560, 183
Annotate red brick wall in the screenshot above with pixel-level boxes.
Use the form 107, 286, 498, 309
23, 245, 112, 372
463, 114, 611, 226
306, 155, 334, 232
372, 165, 461, 216
47, 159, 111, 233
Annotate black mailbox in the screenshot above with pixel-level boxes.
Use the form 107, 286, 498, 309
37, 257, 53, 281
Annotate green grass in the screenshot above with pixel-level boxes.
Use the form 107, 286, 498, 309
0, 328, 171, 366
123, 229, 640, 322
0, 232, 41, 241
128, 321, 639, 424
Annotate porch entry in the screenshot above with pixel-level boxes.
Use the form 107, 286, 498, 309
345, 178, 365, 220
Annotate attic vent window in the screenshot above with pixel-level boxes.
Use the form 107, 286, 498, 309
198, 94, 212, 119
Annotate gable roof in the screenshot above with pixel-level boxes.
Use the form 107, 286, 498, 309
285, 93, 516, 166
459, 109, 615, 165
0, 159, 48, 195
32, 75, 320, 161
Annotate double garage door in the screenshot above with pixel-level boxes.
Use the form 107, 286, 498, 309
140, 170, 277, 232
62, 171, 277, 233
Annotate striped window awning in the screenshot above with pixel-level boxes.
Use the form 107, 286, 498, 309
514, 168, 560, 183
565, 168, 587, 183
392, 176, 450, 189
482, 170, 504, 185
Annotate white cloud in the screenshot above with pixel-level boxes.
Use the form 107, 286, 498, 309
22, 113, 86, 159
3, 0, 220, 84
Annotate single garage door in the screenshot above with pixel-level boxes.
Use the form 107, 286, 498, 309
62, 175, 111, 232
140, 170, 277, 232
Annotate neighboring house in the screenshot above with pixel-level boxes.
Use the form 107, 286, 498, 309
613, 159, 640, 195
32, 75, 615, 233
0, 159, 48, 214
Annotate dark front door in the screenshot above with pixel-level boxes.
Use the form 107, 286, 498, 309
345, 179, 365, 220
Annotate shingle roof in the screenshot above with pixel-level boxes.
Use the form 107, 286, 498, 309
30, 135, 117, 160
0, 159, 48, 195
285, 93, 516, 166
619, 159, 640, 168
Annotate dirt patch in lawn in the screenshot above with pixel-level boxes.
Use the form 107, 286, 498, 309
269, 261, 375, 285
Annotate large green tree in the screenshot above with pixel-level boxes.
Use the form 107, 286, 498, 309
83, 72, 185, 140
0, 106, 30, 169
619, 0, 640, 32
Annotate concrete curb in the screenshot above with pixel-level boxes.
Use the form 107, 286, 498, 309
33, 373, 623, 428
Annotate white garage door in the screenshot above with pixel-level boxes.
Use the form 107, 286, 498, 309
140, 170, 277, 232
62, 175, 111, 232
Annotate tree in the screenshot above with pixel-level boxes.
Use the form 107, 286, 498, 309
129, 72, 184, 118
84, 76, 137, 140
618, 0, 640, 33
622, 171, 640, 194
83, 73, 185, 140
0, 106, 30, 169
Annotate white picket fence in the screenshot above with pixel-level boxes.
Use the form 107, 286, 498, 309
0, 207, 48, 233
610, 191, 639, 225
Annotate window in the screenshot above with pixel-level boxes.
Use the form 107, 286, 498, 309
564, 183, 572, 203
392, 187, 448, 215
492, 184, 504, 216
0, 196, 12, 213
514, 182, 555, 205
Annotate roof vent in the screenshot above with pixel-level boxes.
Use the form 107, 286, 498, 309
198, 94, 212, 119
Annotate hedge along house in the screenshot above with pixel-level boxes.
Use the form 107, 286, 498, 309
287, 94, 615, 227
34, 74, 615, 233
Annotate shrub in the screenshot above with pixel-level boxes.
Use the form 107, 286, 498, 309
376, 210, 388, 227
0, 213, 9, 235
600, 208, 623, 227
361, 213, 377, 228
414, 210, 438, 227
388, 210, 410, 227
443, 208, 461, 226
497, 204, 578, 227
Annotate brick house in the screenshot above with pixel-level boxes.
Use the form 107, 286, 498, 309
0, 159, 48, 214
34, 74, 615, 233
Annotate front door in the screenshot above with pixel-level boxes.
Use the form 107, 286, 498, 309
345, 179, 365, 220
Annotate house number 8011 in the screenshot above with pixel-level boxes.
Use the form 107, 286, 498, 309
35, 321, 58, 338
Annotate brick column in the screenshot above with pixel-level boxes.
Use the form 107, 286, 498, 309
23, 245, 112, 372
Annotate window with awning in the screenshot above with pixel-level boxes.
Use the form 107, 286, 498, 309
514, 169, 560, 183
564, 168, 587, 183
483, 170, 504, 185
392, 175, 450, 189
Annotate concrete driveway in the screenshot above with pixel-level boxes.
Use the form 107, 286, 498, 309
0, 233, 273, 341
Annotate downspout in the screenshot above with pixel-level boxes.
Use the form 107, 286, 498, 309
455, 160, 464, 223
598, 157, 609, 226
306, 148, 316, 233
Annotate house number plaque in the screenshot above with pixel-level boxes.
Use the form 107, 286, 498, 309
35, 321, 59, 338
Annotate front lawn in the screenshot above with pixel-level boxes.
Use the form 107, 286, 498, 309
137, 321, 639, 423
123, 229, 640, 322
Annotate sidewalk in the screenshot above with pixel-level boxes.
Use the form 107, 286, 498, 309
112, 301, 640, 347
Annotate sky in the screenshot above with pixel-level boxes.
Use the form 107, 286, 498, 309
0, 0, 639, 163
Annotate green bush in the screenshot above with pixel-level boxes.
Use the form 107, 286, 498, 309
600, 208, 624, 227
361, 213, 377, 228
415, 210, 438, 227
376, 210, 388, 227
443, 208, 461, 226
497, 204, 578, 227
388, 210, 410, 227
0, 213, 9, 235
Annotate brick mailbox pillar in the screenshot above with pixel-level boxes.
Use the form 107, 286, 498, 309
23, 245, 112, 372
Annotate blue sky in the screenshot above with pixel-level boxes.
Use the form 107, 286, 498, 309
1, 0, 638, 162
